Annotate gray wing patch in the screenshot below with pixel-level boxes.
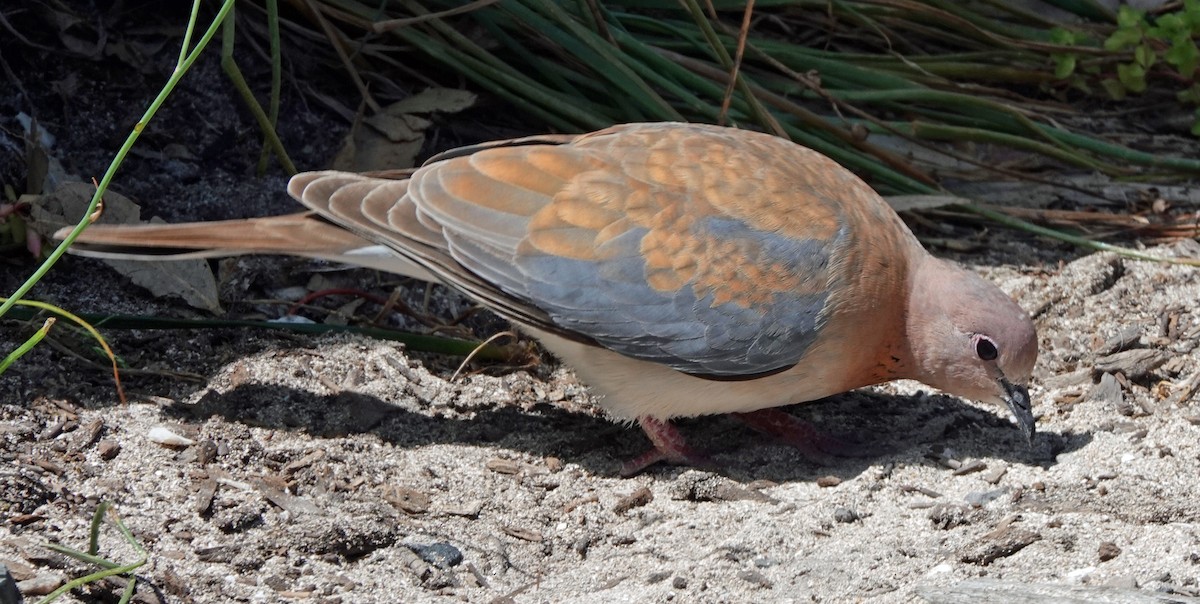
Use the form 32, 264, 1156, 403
508, 217, 835, 376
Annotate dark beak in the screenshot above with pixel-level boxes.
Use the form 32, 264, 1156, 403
1001, 378, 1035, 445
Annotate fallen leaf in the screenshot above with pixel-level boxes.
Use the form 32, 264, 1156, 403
28, 182, 221, 313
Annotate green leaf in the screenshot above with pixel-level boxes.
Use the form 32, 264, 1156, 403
1134, 43, 1155, 68
1050, 27, 1076, 45
1177, 83, 1200, 104
1186, 0, 1200, 34
1165, 39, 1200, 77
1117, 5, 1145, 29
1101, 77, 1128, 100
1117, 62, 1147, 93
1156, 13, 1184, 36
1104, 28, 1144, 51
1053, 54, 1077, 79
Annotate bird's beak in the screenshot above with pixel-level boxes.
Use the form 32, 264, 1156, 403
1000, 377, 1035, 445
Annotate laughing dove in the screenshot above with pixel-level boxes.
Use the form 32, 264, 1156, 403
59, 122, 1038, 474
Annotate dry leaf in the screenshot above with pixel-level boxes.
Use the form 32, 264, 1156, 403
333, 88, 477, 172
388, 88, 477, 114
28, 182, 222, 313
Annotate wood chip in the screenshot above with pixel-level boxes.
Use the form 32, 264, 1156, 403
383, 485, 431, 514
900, 485, 943, 498
485, 458, 522, 475
7, 514, 45, 526
72, 418, 103, 452
442, 500, 483, 518
31, 458, 63, 476
963, 517, 1040, 565
613, 487, 653, 515
252, 478, 320, 515
282, 449, 326, 474
501, 526, 543, 542
1095, 326, 1141, 355
1088, 373, 1125, 407
194, 479, 217, 515
562, 495, 599, 514
953, 460, 988, 476
1094, 349, 1168, 381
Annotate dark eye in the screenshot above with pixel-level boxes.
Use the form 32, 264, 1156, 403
974, 335, 999, 361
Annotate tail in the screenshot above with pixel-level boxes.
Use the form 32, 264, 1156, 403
54, 211, 431, 278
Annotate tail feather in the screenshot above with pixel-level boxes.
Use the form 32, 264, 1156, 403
53, 212, 431, 278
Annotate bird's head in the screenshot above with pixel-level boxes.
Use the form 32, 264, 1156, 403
906, 257, 1039, 443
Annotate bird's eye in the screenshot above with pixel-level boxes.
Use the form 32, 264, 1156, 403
974, 335, 999, 361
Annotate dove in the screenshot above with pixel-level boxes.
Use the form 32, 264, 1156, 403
58, 122, 1038, 474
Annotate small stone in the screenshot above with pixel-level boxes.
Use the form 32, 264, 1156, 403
929, 504, 971, 530
16, 573, 65, 596
194, 440, 219, 465
97, 439, 121, 460
544, 457, 563, 472
647, 571, 672, 584
407, 542, 463, 569
0, 564, 20, 604
672, 576, 688, 589
1098, 541, 1122, 562
572, 537, 591, 558
965, 489, 1006, 508
982, 463, 1007, 485
737, 569, 773, 589
815, 475, 841, 488
832, 507, 859, 523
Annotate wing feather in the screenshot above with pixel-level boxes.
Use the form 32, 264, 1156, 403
294, 123, 855, 375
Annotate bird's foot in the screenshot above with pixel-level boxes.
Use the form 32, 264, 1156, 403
734, 409, 878, 459
621, 417, 715, 477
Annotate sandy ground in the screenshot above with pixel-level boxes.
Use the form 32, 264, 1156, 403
4, 5, 1200, 603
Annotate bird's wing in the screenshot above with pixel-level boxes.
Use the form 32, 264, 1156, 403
296, 123, 861, 376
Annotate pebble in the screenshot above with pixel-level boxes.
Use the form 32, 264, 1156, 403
816, 475, 841, 488
97, 439, 121, 460
15, 573, 63, 596
1098, 541, 1122, 562
407, 542, 463, 569
832, 507, 859, 523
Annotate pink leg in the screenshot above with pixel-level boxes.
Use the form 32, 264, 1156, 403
621, 417, 713, 476
734, 409, 864, 458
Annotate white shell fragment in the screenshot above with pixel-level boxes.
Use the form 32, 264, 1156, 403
147, 426, 196, 447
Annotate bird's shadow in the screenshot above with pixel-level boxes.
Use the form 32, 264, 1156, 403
162, 381, 1090, 484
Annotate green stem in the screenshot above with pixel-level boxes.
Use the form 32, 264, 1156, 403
0, 0, 236, 320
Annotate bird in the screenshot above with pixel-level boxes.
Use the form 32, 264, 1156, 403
57, 122, 1039, 475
